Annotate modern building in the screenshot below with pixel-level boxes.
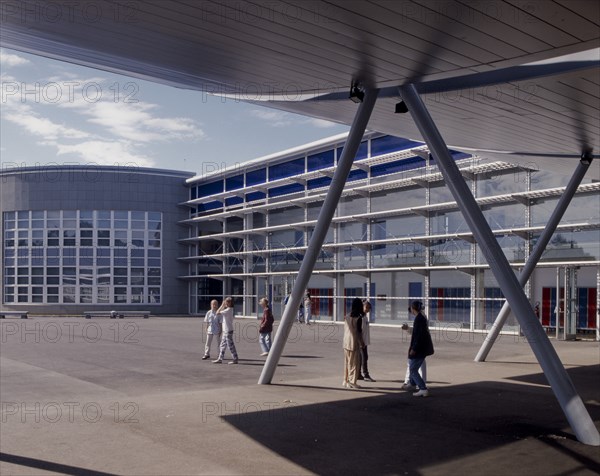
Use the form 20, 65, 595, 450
3, 0, 597, 445
0, 165, 193, 314
181, 132, 600, 333
1, 134, 599, 333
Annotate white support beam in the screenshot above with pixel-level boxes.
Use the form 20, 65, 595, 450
400, 83, 599, 447
476, 157, 593, 361
259, 88, 379, 385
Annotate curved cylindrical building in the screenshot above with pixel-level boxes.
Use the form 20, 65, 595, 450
0, 165, 193, 314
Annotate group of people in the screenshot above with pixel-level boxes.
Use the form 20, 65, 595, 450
343, 298, 434, 397
202, 296, 275, 363
284, 291, 313, 325
202, 294, 435, 398
202, 297, 239, 364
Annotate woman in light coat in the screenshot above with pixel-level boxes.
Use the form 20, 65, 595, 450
342, 297, 365, 389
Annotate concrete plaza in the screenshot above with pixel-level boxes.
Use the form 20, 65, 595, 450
1, 316, 599, 475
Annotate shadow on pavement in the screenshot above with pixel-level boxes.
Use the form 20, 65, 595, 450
506, 364, 600, 390
224, 365, 600, 475
0, 453, 118, 476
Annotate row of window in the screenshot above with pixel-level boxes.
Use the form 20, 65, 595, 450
5, 248, 162, 257
4, 210, 161, 222
2, 210, 163, 305
4, 286, 161, 304
4, 220, 160, 231
5, 257, 161, 267
4, 267, 160, 285
5, 237, 161, 248
189, 136, 428, 201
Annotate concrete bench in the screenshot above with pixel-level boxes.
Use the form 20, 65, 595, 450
119, 311, 151, 319
84, 311, 150, 319
0, 311, 29, 319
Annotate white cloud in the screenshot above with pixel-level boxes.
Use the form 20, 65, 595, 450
1, 65, 203, 168
0, 49, 30, 67
249, 108, 339, 130
248, 109, 294, 127
54, 140, 155, 167
46, 74, 105, 84
1, 73, 16, 82
4, 103, 89, 140
304, 117, 337, 128
60, 93, 204, 142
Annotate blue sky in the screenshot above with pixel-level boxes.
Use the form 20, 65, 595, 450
0, 48, 349, 173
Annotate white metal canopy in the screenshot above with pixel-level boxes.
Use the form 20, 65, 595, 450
1, 0, 598, 176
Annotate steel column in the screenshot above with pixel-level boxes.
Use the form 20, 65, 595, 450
258, 88, 379, 384
399, 84, 599, 446
475, 158, 592, 361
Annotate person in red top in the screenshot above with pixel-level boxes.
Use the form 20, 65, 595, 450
259, 297, 274, 356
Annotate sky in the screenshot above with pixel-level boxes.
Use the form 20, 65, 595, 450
0, 48, 349, 174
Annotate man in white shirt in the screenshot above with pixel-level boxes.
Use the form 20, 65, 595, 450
213, 297, 239, 364
202, 300, 222, 360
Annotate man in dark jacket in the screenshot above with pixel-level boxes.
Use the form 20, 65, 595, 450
408, 300, 434, 397
259, 297, 274, 356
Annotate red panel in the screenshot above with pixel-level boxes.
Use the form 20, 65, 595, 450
542, 287, 551, 326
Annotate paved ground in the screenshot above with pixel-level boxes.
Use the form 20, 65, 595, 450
0, 316, 599, 475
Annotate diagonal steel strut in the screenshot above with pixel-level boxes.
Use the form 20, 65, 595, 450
475, 157, 592, 362
399, 84, 599, 446
258, 88, 379, 385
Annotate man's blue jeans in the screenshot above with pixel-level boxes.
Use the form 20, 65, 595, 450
409, 357, 427, 390
259, 332, 272, 353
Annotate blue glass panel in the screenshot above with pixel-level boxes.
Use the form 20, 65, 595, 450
246, 168, 266, 186
347, 169, 367, 181
337, 141, 368, 162
225, 196, 244, 206
268, 183, 304, 198
226, 174, 244, 191
372, 221, 386, 253
307, 150, 334, 171
197, 201, 222, 212
269, 158, 304, 181
371, 136, 423, 156
190, 186, 197, 200
197, 181, 224, 198
449, 150, 471, 160
246, 191, 266, 202
484, 287, 504, 323
371, 156, 426, 177
307, 176, 332, 190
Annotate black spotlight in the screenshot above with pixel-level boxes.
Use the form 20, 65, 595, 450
581, 148, 594, 164
395, 101, 408, 113
349, 83, 364, 103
